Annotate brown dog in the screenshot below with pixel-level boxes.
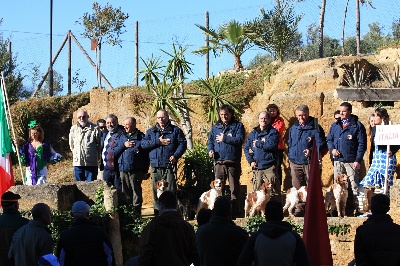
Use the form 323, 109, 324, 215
197, 179, 223, 214
155, 179, 169, 199
244, 182, 272, 218
325, 174, 349, 218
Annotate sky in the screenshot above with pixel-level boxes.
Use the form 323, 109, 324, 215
1, 1, 399, 94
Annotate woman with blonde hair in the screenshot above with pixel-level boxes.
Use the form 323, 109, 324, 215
19, 121, 62, 185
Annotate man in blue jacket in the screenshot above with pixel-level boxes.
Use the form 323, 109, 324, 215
208, 104, 245, 217
327, 102, 366, 212
117, 117, 150, 216
244, 111, 280, 195
141, 110, 187, 216
288, 105, 327, 189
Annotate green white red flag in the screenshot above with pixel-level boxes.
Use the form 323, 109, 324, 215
0, 82, 14, 199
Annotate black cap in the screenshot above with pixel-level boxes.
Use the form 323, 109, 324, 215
1, 191, 21, 203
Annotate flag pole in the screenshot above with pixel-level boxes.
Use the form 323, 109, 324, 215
1, 72, 25, 185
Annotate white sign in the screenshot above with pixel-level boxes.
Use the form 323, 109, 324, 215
375, 125, 400, 145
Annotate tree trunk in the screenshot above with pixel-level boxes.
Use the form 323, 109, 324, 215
233, 55, 243, 71
176, 72, 193, 151
342, 0, 350, 54
318, 0, 326, 58
356, 0, 361, 55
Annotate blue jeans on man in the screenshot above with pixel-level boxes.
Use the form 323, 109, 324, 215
74, 166, 98, 182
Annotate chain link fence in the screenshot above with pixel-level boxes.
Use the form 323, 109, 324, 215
4, 1, 399, 95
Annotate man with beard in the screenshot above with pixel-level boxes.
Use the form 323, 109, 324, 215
69, 109, 101, 181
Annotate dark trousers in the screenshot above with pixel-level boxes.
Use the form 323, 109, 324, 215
121, 171, 144, 214
290, 162, 310, 189
276, 149, 284, 184
214, 161, 241, 201
103, 169, 122, 190
151, 167, 177, 210
253, 165, 280, 195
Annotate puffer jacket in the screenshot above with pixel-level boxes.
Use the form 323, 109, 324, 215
69, 122, 101, 167
117, 129, 150, 173
237, 221, 310, 266
271, 115, 286, 150
141, 122, 187, 168
244, 125, 279, 169
327, 114, 367, 163
207, 119, 245, 162
288, 117, 327, 165
138, 211, 199, 266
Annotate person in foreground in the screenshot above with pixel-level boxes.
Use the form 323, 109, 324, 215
0, 191, 29, 266
138, 190, 199, 266
237, 200, 310, 266
56, 201, 114, 266
354, 194, 400, 266
196, 196, 248, 266
8, 203, 53, 266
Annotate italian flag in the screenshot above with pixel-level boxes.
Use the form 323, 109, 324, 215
0, 82, 14, 199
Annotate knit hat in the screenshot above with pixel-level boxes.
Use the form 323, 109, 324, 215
71, 201, 90, 214
38, 254, 60, 266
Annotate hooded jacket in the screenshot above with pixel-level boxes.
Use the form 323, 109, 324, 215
207, 119, 245, 162
141, 122, 187, 168
327, 114, 367, 163
244, 125, 279, 169
288, 116, 327, 165
138, 211, 199, 266
237, 221, 310, 266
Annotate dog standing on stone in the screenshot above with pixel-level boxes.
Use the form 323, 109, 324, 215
197, 179, 223, 213
325, 174, 349, 218
244, 182, 272, 218
283, 186, 308, 217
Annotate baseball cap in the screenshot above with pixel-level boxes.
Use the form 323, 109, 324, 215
1, 191, 21, 203
71, 201, 90, 213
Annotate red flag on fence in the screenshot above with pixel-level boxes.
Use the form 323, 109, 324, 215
303, 140, 333, 266
0, 81, 15, 202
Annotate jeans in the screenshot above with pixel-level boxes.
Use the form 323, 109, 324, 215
73, 166, 98, 182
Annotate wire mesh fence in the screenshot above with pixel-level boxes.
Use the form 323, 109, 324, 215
3, 0, 399, 95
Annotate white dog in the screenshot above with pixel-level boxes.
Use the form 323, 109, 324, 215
283, 186, 308, 217
244, 182, 272, 218
197, 179, 223, 213
325, 174, 349, 218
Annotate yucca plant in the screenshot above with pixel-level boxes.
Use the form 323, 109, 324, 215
378, 60, 400, 88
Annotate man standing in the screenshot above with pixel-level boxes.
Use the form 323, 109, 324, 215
208, 104, 245, 217
0, 192, 29, 266
237, 200, 310, 266
288, 105, 327, 189
101, 114, 125, 190
354, 194, 400, 265
138, 190, 199, 266
56, 201, 114, 266
141, 110, 187, 215
9, 203, 53, 266
327, 102, 366, 200
69, 109, 101, 182
117, 117, 150, 216
196, 196, 248, 266
244, 111, 280, 195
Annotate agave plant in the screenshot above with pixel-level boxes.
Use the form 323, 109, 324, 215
378, 60, 400, 88
341, 61, 371, 88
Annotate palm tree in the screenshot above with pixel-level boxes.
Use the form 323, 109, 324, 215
193, 20, 253, 71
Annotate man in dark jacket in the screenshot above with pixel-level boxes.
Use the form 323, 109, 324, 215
138, 191, 199, 266
196, 196, 248, 266
237, 200, 310, 266
56, 201, 114, 266
354, 194, 400, 266
101, 114, 126, 190
244, 111, 280, 194
117, 117, 150, 215
327, 102, 366, 212
288, 105, 327, 189
208, 104, 245, 216
141, 110, 187, 215
9, 203, 53, 266
0, 191, 29, 266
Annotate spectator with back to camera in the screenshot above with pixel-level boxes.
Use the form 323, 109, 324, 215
19, 120, 62, 185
